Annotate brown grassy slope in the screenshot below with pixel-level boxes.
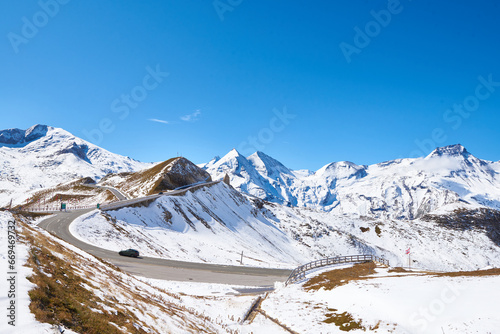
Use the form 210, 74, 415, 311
16, 215, 233, 333
105, 157, 212, 196
433, 268, 500, 278
304, 263, 500, 293
303, 262, 377, 291
422, 207, 500, 247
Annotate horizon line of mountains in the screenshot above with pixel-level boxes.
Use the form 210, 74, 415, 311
1, 124, 500, 220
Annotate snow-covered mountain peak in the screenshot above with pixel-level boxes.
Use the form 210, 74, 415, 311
247, 151, 292, 177
227, 148, 242, 158
0, 124, 151, 206
315, 161, 366, 180
25, 124, 49, 139
427, 144, 469, 159
0, 124, 50, 147
424, 144, 489, 173
207, 148, 252, 174
208, 155, 221, 164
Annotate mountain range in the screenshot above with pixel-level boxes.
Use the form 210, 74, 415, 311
2, 124, 500, 271
200, 145, 500, 220
1, 124, 500, 223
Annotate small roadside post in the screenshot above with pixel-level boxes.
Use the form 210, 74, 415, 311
406, 247, 411, 269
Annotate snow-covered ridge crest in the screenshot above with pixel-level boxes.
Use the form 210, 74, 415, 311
0, 124, 151, 206
0, 124, 49, 147
202, 145, 500, 219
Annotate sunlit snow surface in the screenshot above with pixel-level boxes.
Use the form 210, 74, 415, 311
263, 266, 500, 333
71, 182, 500, 272
202, 145, 500, 219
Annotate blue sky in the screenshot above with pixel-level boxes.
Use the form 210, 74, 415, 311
1, 0, 499, 170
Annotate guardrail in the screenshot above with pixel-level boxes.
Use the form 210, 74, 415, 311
20, 205, 98, 212
100, 194, 160, 211
285, 254, 389, 286
100, 181, 222, 211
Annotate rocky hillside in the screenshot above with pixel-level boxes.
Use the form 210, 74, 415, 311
99, 157, 211, 198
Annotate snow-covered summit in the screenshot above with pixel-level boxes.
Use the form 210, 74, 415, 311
0, 124, 150, 206
247, 151, 293, 178
427, 144, 469, 158
0, 124, 49, 146
202, 149, 298, 204
314, 161, 367, 181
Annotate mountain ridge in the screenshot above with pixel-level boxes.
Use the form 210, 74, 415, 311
202, 144, 500, 219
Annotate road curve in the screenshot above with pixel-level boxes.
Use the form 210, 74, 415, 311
38, 209, 292, 287
82, 184, 129, 200
99, 181, 222, 211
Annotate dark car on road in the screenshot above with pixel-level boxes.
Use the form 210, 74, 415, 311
118, 249, 139, 258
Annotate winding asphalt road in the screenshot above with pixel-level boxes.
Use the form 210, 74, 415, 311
38, 209, 292, 288
82, 183, 129, 200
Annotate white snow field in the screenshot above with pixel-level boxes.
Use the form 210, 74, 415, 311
71, 182, 307, 268
260, 264, 500, 333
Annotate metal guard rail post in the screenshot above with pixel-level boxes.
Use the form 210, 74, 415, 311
285, 254, 389, 286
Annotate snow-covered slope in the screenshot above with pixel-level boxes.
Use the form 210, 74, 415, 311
0, 125, 150, 206
71, 181, 500, 271
267, 202, 500, 271
264, 265, 500, 333
72, 182, 308, 267
202, 145, 500, 219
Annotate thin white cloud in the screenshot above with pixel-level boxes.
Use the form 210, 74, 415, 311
180, 110, 201, 122
148, 118, 170, 124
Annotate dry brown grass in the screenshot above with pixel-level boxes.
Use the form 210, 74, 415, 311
323, 309, 365, 331
118, 157, 214, 196
21, 222, 148, 334
303, 262, 377, 291
15, 211, 53, 219
433, 268, 500, 278
388, 267, 410, 273
125, 158, 178, 193
322, 308, 384, 332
